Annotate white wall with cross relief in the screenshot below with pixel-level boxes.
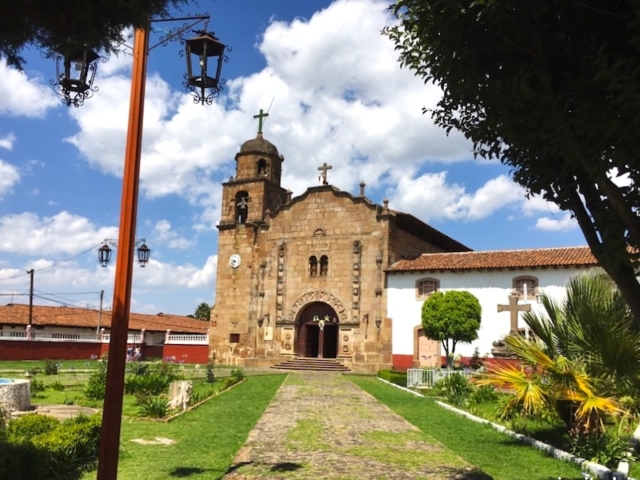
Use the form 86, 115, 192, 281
387, 265, 593, 361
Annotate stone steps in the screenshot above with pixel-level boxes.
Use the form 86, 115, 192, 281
271, 357, 350, 372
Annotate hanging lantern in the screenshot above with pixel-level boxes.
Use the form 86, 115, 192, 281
53, 48, 101, 107
137, 243, 151, 267
184, 31, 227, 105
98, 244, 112, 267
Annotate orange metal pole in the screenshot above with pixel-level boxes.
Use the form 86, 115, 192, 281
97, 26, 149, 480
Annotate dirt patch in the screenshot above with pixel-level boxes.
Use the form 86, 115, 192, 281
130, 437, 175, 446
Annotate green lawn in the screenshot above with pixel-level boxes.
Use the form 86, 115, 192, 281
81, 374, 286, 479
0, 359, 102, 372
349, 376, 586, 480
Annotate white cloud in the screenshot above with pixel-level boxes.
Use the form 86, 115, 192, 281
0, 60, 60, 117
388, 172, 525, 222
0, 211, 118, 255
63, 0, 473, 216
188, 255, 217, 289
535, 213, 577, 232
153, 220, 195, 249
445, 175, 525, 220
0, 160, 20, 198
131, 254, 217, 290
0, 133, 16, 150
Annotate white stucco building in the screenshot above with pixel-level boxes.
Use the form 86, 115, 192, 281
386, 246, 598, 370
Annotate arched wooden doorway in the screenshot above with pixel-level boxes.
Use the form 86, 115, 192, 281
296, 302, 339, 358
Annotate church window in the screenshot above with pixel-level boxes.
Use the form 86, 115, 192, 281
309, 256, 318, 277
229, 333, 240, 343
416, 278, 439, 300
235, 191, 249, 224
257, 159, 268, 176
319, 255, 329, 276
513, 276, 538, 300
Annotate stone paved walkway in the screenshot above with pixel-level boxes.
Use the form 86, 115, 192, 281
224, 372, 489, 479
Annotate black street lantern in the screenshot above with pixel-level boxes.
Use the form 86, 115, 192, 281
98, 239, 150, 267
184, 31, 227, 105
137, 243, 151, 267
98, 244, 112, 268
53, 49, 101, 107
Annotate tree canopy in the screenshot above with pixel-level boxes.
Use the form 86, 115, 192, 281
386, 0, 640, 324
194, 302, 211, 321
421, 290, 481, 362
0, 0, 187, 69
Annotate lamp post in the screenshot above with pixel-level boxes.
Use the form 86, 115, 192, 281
96, 17, 227, 480
98, 238, 151, 267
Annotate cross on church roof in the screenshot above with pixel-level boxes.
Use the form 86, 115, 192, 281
497, 293, 531, 332
253, 109, 269, 134
318, 162, 332, 185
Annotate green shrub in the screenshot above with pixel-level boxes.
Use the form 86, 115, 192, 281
31, 414, 101, 476
206, 358, 215, 383
0, 441, 45, 480
84, 358, 107, 400
571, 430, 635, 469
469, 384, 499, 405
124, 362, 180, 396
6, 414, 59, 444
230, 368, 245, 381
30, 378, 45, 396
44, 360, 58, 376
49, 380, 65, 391
62, 397, 75, 406
377, 369, 407, 387
433, 373, 473, 406
137, 396, 170, 418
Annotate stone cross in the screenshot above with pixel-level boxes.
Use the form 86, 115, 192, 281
497, 293, 531, 332
253, 109, 269, 134
318, 162, 332, 185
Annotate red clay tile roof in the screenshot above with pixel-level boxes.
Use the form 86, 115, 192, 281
0, 304, 208, 333
387, 246, 597, 272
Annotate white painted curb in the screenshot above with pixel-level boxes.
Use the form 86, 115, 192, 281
375, 377, 625, 480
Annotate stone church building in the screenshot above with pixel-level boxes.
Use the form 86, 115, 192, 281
210, 128, 470, 372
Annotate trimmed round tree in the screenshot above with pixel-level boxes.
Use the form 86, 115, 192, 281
421, 291, 481, 367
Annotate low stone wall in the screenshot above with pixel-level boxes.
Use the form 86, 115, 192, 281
0, 379, 31, 412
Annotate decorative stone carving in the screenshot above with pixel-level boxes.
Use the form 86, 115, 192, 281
285, 290, 348, 322
352, 240, 362, 254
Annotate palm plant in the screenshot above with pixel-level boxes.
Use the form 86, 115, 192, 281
479, 270, 640, 434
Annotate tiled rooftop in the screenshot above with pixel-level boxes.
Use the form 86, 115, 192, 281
0, 303, 208, 333
388, 246, 597, 272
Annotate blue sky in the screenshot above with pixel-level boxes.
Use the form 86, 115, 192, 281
0, 0, 586, 316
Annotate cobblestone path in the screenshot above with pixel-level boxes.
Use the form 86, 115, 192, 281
224, 372, 489, 479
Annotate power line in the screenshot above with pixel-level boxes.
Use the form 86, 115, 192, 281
0, 242, 103, 283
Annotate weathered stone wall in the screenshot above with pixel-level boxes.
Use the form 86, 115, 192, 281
0, 379, 30, 412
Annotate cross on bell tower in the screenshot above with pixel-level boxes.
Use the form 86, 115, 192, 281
318, 162, 332, 185
253, 109, 269, 134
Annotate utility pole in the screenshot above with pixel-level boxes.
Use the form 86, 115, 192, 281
27, 269, 34, 326
97, 290, 104, 335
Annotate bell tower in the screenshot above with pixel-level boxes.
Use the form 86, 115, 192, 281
212, 110, 288, 361
219, 110, 287, 227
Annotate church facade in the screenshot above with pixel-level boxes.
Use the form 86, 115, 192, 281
210, 130, 470, 372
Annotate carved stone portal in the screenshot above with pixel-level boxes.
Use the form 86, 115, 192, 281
285, 290, 348, 323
